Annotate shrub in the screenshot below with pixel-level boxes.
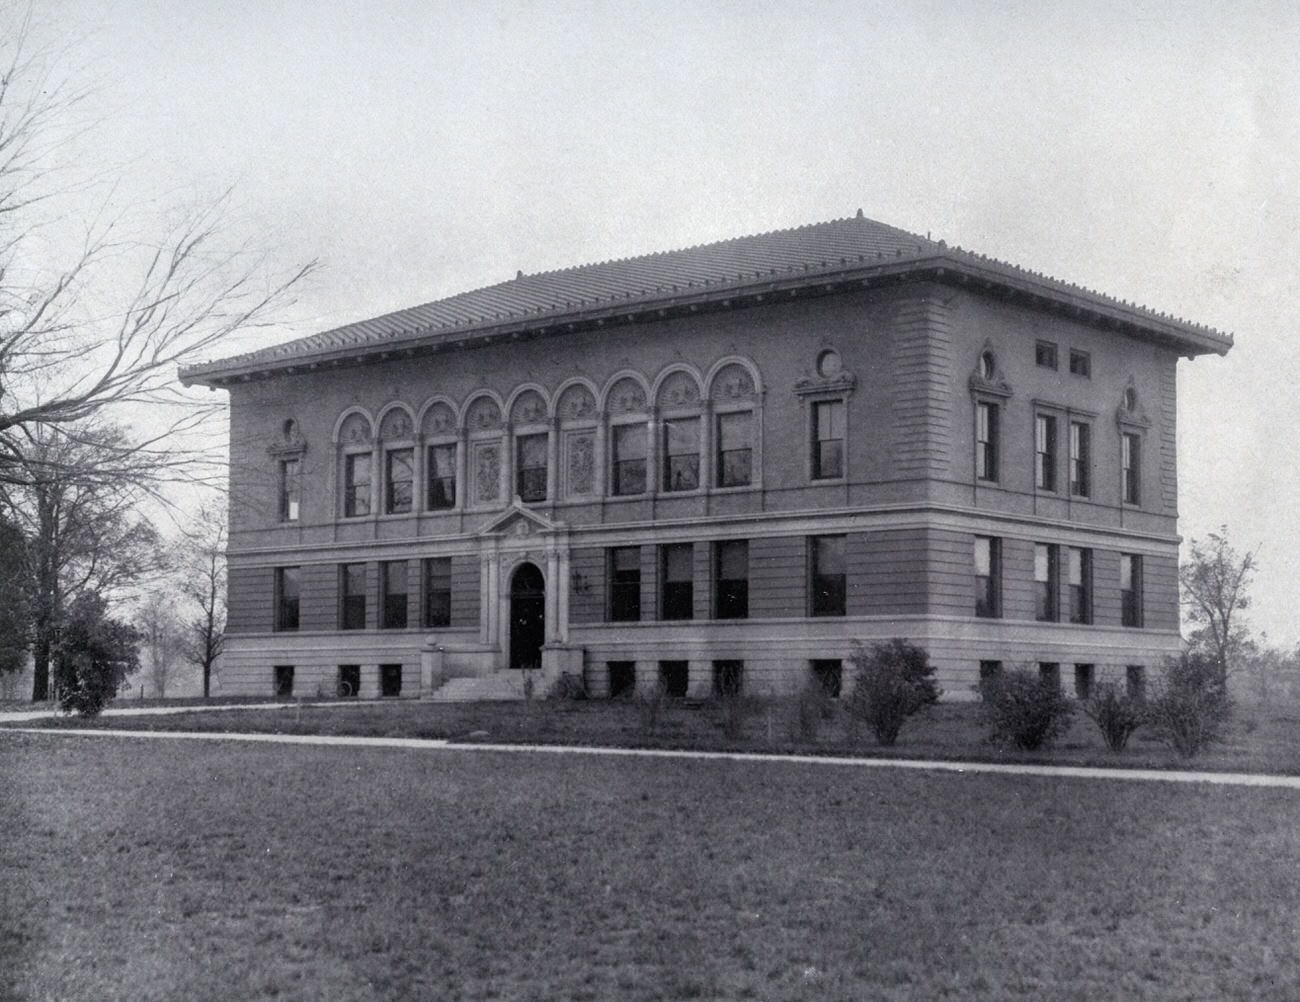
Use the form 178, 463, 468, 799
980, 668, 1074, 750
789, 680, 836, 743
546, 672, 587, 701
636, 681, 668, 736
1147, 652, 1230, 758
1082, 682, 1148, 752
711, 693, 752, 741
845, 639, 941, 746
54, 593, 140, 717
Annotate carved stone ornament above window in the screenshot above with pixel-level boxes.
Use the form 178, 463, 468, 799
467, 398, 503, 431
1115, 381, 1151, 429
659, 370, 702, 408
967, 343, 1012, 399
557, 385, 597, 421
266, 419, 307, 458
422, 402, 456, 437
338, 413, 373, 446
709, 363, 757, 402
794, 368, 855, 397
379, 410, 413, 440
510, 389, 548, 426
608, 378, 647, 414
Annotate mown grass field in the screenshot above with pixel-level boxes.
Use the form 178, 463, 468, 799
3, 730, 1300, 1001
13, 694, 1300, 775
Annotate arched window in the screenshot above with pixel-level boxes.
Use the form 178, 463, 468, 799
657, 369, 703, 493
708, 362, 759, 489
605, 376, 649, 497
336, 412, 375, 518
509, 388, 551, 504
378, 407, 415, 515
420, 401, 459, 511
967, 344, 1009, 485
266, 418, 306, 523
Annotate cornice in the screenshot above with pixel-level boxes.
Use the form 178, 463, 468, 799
180, 252, 1233, 389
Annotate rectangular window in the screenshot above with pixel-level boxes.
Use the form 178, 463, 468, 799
279, 458, 300, 522
811, 400, 845, 479
1121, 554, 1143, 627
1034, 543, 1058, 622
611, 424, 647, 496
608, 661, 636, 698
422, 557, 451, 628
608, 546, 641, 622
1035, 340, 1058, 369
662, 417, 700, 492
1122, 433, 1141, 505
426, 443, 456, 510
1126, 665, 1146, 701
1069, 422, 1090, 497
379, 664, 402, 698
976, 401, 998, 482
1067, 548, 1092, 624
338, 664, 360, 698
714, 540, 748, 619
1035, 414, 1057, 491
712, 660, 744, 697
275, 567, 300, 631
273, 665, 294, 697
660, 543, 694, 620
716, 411, 753, 488
1039, 662, 1061, 691
385, 447, 414, 514
810, 659, 842, 698
515, 433, 548, 502
343, 453, 371, 517
659, 660, 688, 698
340, 563, 366, 630
978, 660, 1002, 687
382, 561, 408, 629
810, 535, 847, 617
974, 537, 1000, 618
1073, 664, 1094, 700
1069, 349, 1091, 377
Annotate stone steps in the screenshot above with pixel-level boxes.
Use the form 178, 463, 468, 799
425, 673, 528, 702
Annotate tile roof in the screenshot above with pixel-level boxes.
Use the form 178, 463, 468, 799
180, 212, 1232, 384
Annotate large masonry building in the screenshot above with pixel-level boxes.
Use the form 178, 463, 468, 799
180, 214, 1231, 701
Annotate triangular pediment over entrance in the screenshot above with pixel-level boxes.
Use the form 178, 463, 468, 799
477, 502, 561, 539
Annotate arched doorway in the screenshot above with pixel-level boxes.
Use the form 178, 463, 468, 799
509, 562, 545, 670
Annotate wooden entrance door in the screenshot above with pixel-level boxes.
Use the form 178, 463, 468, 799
509, 563, 545, 670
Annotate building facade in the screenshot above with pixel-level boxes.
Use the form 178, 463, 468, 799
180, 214, 1232, 701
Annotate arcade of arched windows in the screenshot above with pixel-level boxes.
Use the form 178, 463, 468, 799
321, 358, 764, 520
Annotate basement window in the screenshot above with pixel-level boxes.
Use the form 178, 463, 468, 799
608, 661, 636, 699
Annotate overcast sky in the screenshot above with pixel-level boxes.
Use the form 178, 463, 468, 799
36, 1, 1300, 644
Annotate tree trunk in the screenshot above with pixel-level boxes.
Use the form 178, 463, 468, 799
32, 636, 50, 702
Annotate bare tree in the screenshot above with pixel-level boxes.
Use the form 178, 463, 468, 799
179, 503, 226, 699
0, 10, 314, 491
1179, 527, 1258, 685
137, 589, 184, 699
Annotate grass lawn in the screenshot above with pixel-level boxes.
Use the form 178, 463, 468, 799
3, 731, 1300, 1001
13, 694, 1300, 776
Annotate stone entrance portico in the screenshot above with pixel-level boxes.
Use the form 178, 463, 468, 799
420, 502, 583, 697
